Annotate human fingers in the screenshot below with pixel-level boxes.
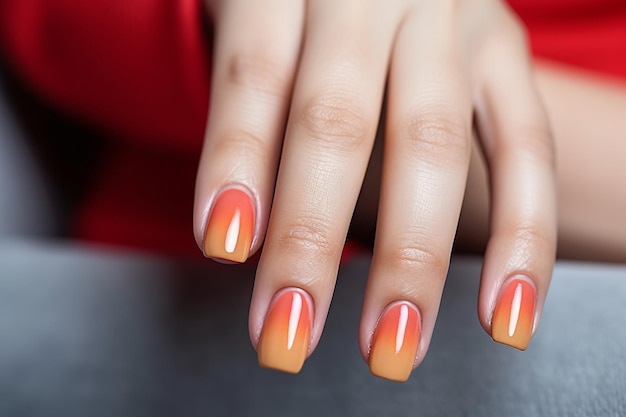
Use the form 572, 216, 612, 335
359, 3, 473, 382
473, 9, 557, 350
193, 0, 304, 262
249, 0, 406, 373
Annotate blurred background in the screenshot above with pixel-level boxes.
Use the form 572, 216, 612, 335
1, 1, 625, 416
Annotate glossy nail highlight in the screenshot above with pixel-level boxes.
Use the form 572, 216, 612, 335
369, 302, 421, 382
258, 289, 311, 374
203, 188, 254, 262
491, 277, 537, 350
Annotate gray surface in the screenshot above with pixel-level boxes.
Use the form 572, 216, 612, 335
1, 239, 626, 417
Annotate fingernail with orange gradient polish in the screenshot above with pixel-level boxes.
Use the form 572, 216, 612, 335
203, 188, 254, 263
491, 276, 537, 350
258, 289, 312, 374
369, 302, 421, 382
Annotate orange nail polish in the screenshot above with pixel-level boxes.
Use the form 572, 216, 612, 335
491, 277, 537, 350
258, 289, 312, 374
369, 302, 421, 382
203, 188, 254, 263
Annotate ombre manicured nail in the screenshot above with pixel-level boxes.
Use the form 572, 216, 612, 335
203, 188, 254, 263
491, 276, 537, 350
369, 302, 421, 382
258, 289, 312, 374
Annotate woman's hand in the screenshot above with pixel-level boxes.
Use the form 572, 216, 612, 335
194, 0, 556, 381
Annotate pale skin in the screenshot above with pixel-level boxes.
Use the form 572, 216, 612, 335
193, 0, 625, 379
454, 62, 626, 264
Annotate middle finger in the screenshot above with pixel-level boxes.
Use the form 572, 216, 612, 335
250, 0, 406, 373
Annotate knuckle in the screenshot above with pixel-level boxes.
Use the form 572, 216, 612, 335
402, 109, 470, 161
510, 224, 555, 251
479, 10, 530, 65
298, 93, 370, 151
515, 125, 556, 168
226, 52, 287, 96
492, 13, 530, 55
212, 129, 267, 161
504, 14, 530, 50
381, 241, 449, 278
277, 216, 337, 260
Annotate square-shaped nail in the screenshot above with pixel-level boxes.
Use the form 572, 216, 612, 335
369, 302, 421, 382
258, 289, 312, 374
491, 277, 537, 350
203, 188, 254, 262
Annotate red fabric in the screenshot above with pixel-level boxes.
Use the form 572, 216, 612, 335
0, 0, 210, 153
508, 0, 626, 79
0, 0, 211, 258
1, 0, 625, 259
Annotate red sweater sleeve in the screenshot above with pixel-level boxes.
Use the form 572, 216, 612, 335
0, 0, 211, 153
